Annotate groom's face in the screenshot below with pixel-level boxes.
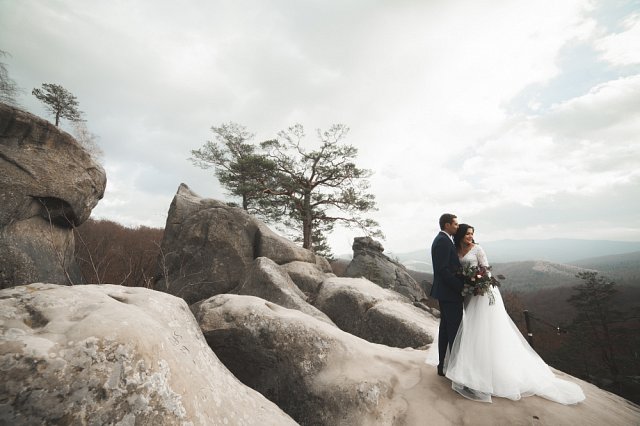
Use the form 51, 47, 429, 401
444, 218, 459, 236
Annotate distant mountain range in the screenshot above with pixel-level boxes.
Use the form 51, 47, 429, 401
400, 252, 640, 299
333, 239, 640, 296
478, 239, 640, 264
382, 239, 640, 273
571, 250, 640, 286
490, 261, 587, 293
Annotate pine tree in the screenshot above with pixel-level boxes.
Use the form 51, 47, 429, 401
32, 83, 83, 126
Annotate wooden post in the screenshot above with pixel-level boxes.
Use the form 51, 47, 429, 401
523, 310, 534, 349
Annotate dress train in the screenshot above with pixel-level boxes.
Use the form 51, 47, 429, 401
443, 288, 585, 404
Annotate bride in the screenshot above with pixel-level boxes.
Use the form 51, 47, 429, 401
442, 224, 585, 404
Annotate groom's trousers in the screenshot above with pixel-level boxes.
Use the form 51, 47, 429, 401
437, 300, 463, 368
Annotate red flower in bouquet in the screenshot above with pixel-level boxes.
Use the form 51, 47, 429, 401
458, 264, 502, 305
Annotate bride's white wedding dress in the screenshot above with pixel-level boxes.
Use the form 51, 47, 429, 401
443, 245, 585, 404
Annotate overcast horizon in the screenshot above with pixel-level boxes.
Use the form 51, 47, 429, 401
1, 0, 639, 255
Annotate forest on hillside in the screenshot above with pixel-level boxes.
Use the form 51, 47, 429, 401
517, 283, 640, 404
73, 219, 163, 288
405, 267, 640, 405
572, 251, 640, 286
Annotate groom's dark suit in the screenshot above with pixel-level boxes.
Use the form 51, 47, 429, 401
430, 231, 464, 373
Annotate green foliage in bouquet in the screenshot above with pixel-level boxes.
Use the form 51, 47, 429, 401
458, 265, 503, 305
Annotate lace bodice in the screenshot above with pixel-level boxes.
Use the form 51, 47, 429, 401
459, 244, 489, 268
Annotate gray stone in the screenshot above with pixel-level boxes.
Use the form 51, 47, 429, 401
0, 104, 106, 289
314, 255, 334, 274
0, 216, 82, 286
155, 184, 324, 305
155, 185, 257, 304
232, 257, 335, 326
255, 222, 316, 264
192, 294, 412, 425
191, 294, 633, 426
0, 283, 296, 426
344, 237, 427, 302
281, 260, 334, 297
314, 277, 436, 348
0, 104, 105, 228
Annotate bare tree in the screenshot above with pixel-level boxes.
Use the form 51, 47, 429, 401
73, 219, 163, 287
72, 121, 103, 161
0, 50, 21, 105
39, 200, 76, 285
568, 271, 621, 379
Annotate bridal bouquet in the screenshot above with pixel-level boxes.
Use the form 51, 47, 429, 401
458, 265, 502, 305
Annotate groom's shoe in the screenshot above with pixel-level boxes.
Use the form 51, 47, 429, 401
437, 366, 445, 377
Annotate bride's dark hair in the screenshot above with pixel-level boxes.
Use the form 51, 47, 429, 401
454, 224, 475, 249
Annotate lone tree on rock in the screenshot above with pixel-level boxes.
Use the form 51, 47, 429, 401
32, 83, 83, 126
260, 123, 383, 252
191, 122, 382, 256
190, 122, 276, 212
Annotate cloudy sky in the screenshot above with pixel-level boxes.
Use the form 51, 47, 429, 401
1, 0, 639, 255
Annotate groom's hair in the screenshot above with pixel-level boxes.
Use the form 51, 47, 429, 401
439, 213, 457, 230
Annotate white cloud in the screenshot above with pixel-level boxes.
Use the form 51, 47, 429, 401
457, 73, 640, 210
539, 74, 640, 140
595, 12, 640, 65
91, 163, 173, 228
1, 0, 638, 256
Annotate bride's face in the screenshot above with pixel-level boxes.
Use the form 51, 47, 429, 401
464, 228, 474, 245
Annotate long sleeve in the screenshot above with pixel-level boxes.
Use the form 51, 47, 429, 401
476, 245, 489, 267
433, 237, 463, 293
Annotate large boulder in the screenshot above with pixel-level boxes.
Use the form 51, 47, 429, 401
314, 277, 436, 348
232, 257, 335, 326
155, 183, 325, 305
0, 104, 106, 288
255, 222, 316, 265
192, 294, 639, 426
0, 283, 296, 426
344, 237, 426, 302
281, 260, 335, 297
193, 294, 410, 425
0, 216, 82, 286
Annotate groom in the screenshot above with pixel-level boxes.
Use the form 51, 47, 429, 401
430, 213, 464, 376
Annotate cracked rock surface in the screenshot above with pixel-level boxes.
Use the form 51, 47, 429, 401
0, 283, 296, 426
192, 293, 640, 426
314, 276, 436, 349
0, 104, 106, 288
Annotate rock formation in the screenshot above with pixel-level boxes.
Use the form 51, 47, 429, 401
1, 277, 637, 424
281, 260, 332, 297
0, 283, 296, 426
155, 184, 329, 305
345, 236, 427, 302
192, 293, 640, 426
0, 104, 106, 288
314, 277, 436, 348
232, 257, 335, 326
155, 186, 440, 348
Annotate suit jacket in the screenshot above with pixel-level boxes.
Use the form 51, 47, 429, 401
430, 231, 464, 302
